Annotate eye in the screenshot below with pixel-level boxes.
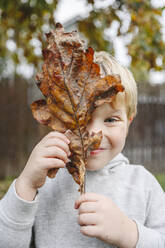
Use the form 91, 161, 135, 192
104, 117, 118, 123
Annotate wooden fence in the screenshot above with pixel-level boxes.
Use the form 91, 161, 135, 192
0, 77, 165, 178
124, 94, 165, 173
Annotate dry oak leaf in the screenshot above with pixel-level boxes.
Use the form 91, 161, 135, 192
31, 23, 124, 193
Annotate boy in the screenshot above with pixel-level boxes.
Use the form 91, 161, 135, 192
0, 52, 165, 248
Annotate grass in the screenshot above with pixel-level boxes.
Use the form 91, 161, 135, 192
0, 174, 165, 200
155, 174, 165, 191
0, 177, 15, 199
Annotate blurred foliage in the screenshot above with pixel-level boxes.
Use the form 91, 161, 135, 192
0, 0, 57, 71
80, 0, 165, 82
0, 0, 165, 82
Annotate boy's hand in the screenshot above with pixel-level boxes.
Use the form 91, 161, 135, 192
16, 131, 70, 201
75, 193, 138, 248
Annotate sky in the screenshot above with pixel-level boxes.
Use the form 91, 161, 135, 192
55, 0, 165, 23
54, 0, 165, 85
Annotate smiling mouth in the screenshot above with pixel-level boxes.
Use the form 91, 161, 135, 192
90, 148, 106, 155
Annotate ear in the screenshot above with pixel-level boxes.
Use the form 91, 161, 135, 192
129, 116, 134, 124
126, 116, 134, 135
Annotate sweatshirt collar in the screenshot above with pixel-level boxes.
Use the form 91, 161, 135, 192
104, 153, 129, 170
86, 153, 129, 177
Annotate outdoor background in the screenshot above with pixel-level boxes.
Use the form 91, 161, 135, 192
0, 0, 165, 197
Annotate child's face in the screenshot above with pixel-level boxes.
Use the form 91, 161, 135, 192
86, 98, 130, 171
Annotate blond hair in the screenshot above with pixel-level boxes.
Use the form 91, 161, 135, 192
94, 51, 137, 119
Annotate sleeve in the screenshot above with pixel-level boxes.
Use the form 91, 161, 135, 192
134, 173, 165, 248
0, 179, 39, 248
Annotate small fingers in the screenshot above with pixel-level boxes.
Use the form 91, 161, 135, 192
43, 157, 66, 169
78, 202, 96, 214
43, 131, 70, 145
44, 138, 71, 157
78, 213, 99, 226
80, 225, 100, 238
75, 193, 102, 209
42, 146, 68, 163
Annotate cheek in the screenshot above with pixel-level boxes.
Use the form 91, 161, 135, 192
107, 125, 127, 148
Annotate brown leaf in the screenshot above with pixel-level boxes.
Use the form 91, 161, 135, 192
31, 23, 124, 193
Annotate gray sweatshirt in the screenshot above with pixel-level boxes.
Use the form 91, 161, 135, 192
0, 153, 165, 248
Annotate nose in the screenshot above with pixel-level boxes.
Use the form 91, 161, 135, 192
87, 119, 102, 135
